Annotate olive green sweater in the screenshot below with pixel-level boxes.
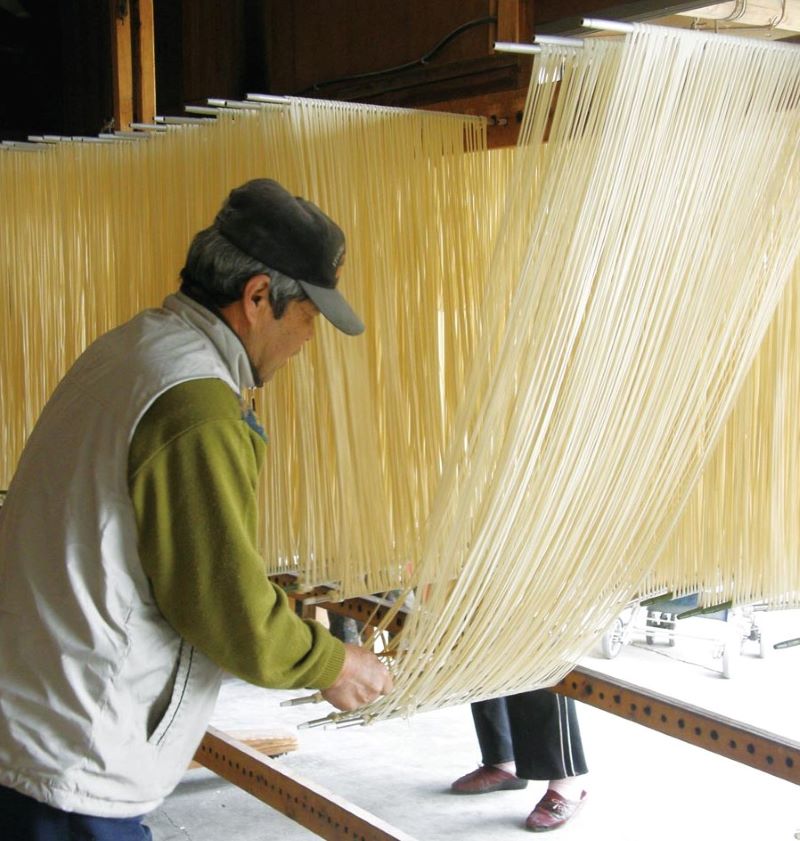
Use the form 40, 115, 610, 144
128, 378, 345, 689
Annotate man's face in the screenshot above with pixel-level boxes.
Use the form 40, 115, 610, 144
248, 295, 320, 383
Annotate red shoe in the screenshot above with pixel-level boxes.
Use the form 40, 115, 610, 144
525, 789, 587, 832
450, 765, 528, 794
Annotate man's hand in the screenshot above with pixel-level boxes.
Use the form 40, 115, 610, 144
321, 643, 394, 711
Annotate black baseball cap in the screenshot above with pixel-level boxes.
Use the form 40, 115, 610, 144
215, 179, 364, 335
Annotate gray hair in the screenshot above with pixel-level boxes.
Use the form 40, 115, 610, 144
179, 226, 307, 318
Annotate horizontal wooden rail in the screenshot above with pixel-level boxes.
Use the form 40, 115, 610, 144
191, 577, 799, 838
555, 665, 800, 785
276, 575, 800, 784
195, 727, 418, 841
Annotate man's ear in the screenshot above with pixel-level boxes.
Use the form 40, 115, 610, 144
241, 274, 270, 323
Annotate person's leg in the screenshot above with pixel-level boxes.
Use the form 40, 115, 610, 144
450, 697, 528, 793
0, 784, 69, 841
0, 784, 152, 841
471, 696, 515, 767
505, 690, 588, 831
505, 690, 588, 781
327, 611, 362, 644
69, 812, 153, 840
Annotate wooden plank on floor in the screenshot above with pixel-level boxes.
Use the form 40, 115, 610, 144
195, 726, 419, 841
188, 729, 297, 769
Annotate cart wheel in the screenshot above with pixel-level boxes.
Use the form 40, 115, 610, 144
645, 610, 657, 646
666, 614, 676, 647
601, 617, 625, 659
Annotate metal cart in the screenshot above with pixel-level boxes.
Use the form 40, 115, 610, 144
600, 593, 768, 678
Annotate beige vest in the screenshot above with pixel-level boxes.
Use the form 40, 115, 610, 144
0, 293, 256, 817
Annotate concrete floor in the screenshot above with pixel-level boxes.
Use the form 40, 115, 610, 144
148, 610, 800, 841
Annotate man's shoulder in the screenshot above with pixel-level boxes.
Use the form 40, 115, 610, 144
149, 378, 241, 426
129, 379, 247, 475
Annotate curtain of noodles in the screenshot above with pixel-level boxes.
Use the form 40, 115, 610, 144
2, 23, 799, 725
649, 259, 800, 607
247, 100, 503, 593
0, 121, 248, 485
0, 102, 506, 599
357, 26, 800, 722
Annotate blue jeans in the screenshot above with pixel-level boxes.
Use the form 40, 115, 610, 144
0, 784, 153, 840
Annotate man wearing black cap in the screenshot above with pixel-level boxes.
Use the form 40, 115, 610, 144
0, 179, 391, 840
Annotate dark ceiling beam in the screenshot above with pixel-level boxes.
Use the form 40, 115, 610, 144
534, 1, 712, 34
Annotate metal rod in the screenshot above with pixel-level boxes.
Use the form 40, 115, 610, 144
280, 691, 323, 707
101, 131, 150, 140
0, 141, 46, 152
677, 600, 733, 620
640, 591, 674, 607
154, 115, 215, 125
184, 105, 221, 116
297, 716, 334, 730
246, 93, 291, 105
493, 41, 541, 54
243, 93, 485, 124
534, 34, 584, 47
330, 718, 366, 730
206, 98, 262, 110
582, 18, 636, 34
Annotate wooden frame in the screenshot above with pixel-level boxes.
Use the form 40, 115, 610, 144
270, 576, 800, 786
191, 581, 798, 838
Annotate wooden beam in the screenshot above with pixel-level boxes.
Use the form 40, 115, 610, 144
556, 666, 800, 786
110, 0, 134, 130
197, 580, 798, 838
195, 727, 419, 841
188, 729, 297, 768
110, 0, 156, 131
303, 53, 529, 111
275, 577, 800, 783
309, 585, 800, 783
424, 86, 530, 147
133, 0, 157, 124
534, 1, 717, 34
272, 574, 409, 636
496, 0, 535, 42
192, 679, 799, 838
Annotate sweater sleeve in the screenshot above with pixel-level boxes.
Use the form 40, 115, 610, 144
127, 378, 345, 690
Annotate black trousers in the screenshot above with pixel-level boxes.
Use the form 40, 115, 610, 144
471, 690, 588, 781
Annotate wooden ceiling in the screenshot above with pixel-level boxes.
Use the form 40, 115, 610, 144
0, 1, 797, 144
